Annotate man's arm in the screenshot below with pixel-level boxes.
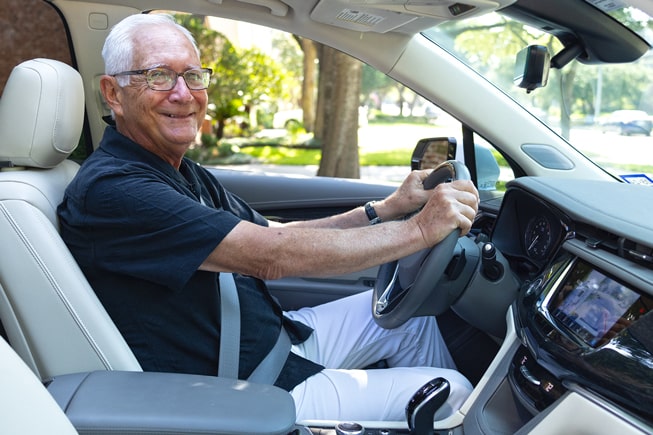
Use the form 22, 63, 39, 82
271, 169, 441, 230
199, 179, 479, 280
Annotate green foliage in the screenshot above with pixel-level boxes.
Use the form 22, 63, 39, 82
241, 145, 322, 165
239, 145, 413, 166
175, 14, 223, 62
284, 119, 306, 136
174, 14, 292, 135
359, 149, 412, 166
185, 133, 253, 164
434, 12, 653, 133
361, 65, 396, 106
368, 111, 435, 125
206, 41, 286, 122
271, 33, 303, 104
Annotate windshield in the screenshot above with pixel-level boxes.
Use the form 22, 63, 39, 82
423, 3, 653, 185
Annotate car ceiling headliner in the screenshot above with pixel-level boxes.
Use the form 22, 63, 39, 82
52, 0, 649, 65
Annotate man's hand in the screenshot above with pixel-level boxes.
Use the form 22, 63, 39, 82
410, 180, 479, 247
374, 170, 437, 221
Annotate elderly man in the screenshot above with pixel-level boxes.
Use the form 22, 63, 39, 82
58, 13, 479, 422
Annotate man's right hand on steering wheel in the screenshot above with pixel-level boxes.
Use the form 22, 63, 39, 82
409, 178, 479, 249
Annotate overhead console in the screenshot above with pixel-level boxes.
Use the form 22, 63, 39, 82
310, 0, 517, 33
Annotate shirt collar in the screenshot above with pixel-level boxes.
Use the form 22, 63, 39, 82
99, 126, 186, 180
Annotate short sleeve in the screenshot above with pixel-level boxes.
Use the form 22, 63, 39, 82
83, 168, 241, 291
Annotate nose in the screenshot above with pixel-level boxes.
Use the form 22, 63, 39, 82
169, 75, 194, 101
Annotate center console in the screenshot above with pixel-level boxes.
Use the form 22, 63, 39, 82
46, 370, 297, 435
460, 241, 653, 434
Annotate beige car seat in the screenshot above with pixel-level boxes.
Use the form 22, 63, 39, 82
0, 58, 141, 381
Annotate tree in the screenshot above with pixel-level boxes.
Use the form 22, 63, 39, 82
297, 37, 319, 133
176, 14, 287, 139
438, 12, 653, 139
208, 41, 288, 138
439, 17, 582, 137
316, 46, 363, 178
272, 33, 304, 107
361, 65, 396, 110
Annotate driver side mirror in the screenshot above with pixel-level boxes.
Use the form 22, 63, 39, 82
411, 137, 457, 171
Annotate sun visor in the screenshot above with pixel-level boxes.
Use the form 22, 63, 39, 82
311, 0, 516, 33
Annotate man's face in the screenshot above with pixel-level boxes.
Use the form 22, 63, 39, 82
106, 24, 208, 166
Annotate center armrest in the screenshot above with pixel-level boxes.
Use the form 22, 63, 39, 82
47, 370, 296, 435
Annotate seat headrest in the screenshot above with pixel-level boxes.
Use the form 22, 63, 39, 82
0, 59, 84, 169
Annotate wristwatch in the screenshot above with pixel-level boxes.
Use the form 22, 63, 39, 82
364, 201, 382, 225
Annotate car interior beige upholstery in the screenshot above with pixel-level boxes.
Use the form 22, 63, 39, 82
0, 336, 79, 434
0, 58, 142, 381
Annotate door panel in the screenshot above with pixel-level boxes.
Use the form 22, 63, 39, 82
266, 267, 379, 310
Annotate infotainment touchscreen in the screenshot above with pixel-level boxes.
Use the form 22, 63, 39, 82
548, 259, 651, 347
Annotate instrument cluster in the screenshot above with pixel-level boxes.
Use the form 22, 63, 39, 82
491, 188, 572, 278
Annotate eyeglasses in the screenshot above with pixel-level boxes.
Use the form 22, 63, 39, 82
112, 67, 213, 91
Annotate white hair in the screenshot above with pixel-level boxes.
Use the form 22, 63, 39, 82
102, 13, 200, 86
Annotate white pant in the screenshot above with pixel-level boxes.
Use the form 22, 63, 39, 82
285, 289, 473, 422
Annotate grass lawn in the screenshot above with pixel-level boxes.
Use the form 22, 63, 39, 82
214, 120, 450, 166
238, 145, 413, 166
194, 118, 509, 168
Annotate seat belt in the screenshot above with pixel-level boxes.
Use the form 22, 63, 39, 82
218, 272, 241, 379
217, 272, 291, 383
247, 326, 291, 384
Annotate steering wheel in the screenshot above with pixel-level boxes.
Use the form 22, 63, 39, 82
372, 160, 471, 329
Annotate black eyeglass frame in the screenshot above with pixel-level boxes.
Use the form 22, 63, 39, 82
111, 67, 213, 91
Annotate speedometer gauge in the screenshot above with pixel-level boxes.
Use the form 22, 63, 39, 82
524, 215, 553, 260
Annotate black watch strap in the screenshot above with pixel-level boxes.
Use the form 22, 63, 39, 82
364, 201, 382, 225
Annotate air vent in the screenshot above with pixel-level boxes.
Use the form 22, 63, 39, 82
621, 239, 653, 265
575, 222, 653, 269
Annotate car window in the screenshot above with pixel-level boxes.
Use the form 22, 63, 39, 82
424, 8, 653, 184
157, 12, 512, 190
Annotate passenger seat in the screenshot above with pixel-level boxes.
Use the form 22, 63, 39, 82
0, 336, 79, 434
0, 58, 141, 381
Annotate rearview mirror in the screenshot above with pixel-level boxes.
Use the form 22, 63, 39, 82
514, 45, 550, 93
411, 137, 457, 171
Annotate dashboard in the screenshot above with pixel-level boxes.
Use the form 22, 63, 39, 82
491, 186, 573, 278
477, 176, 653, 431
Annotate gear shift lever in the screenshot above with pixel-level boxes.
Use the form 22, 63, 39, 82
405, 377, 450, 435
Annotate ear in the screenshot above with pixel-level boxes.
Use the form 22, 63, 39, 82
99, 75, 125, 118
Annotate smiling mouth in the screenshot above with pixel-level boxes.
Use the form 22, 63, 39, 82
165, 113, 193, 118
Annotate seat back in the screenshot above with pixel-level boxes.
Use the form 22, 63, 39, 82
0, 337, 79, 434
0, 58, 141, 381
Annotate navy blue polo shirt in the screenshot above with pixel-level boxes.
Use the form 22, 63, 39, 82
58, 126, 322, 390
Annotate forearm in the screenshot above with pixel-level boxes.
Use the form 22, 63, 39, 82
201, 219, 427, 280
201, 179, 479, 280
278, 198, 408, 230
278, 170, 434, 230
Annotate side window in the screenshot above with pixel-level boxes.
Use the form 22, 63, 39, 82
158, 13, 514, 189
472, 135, 515, 192
1, 0, 72, 93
